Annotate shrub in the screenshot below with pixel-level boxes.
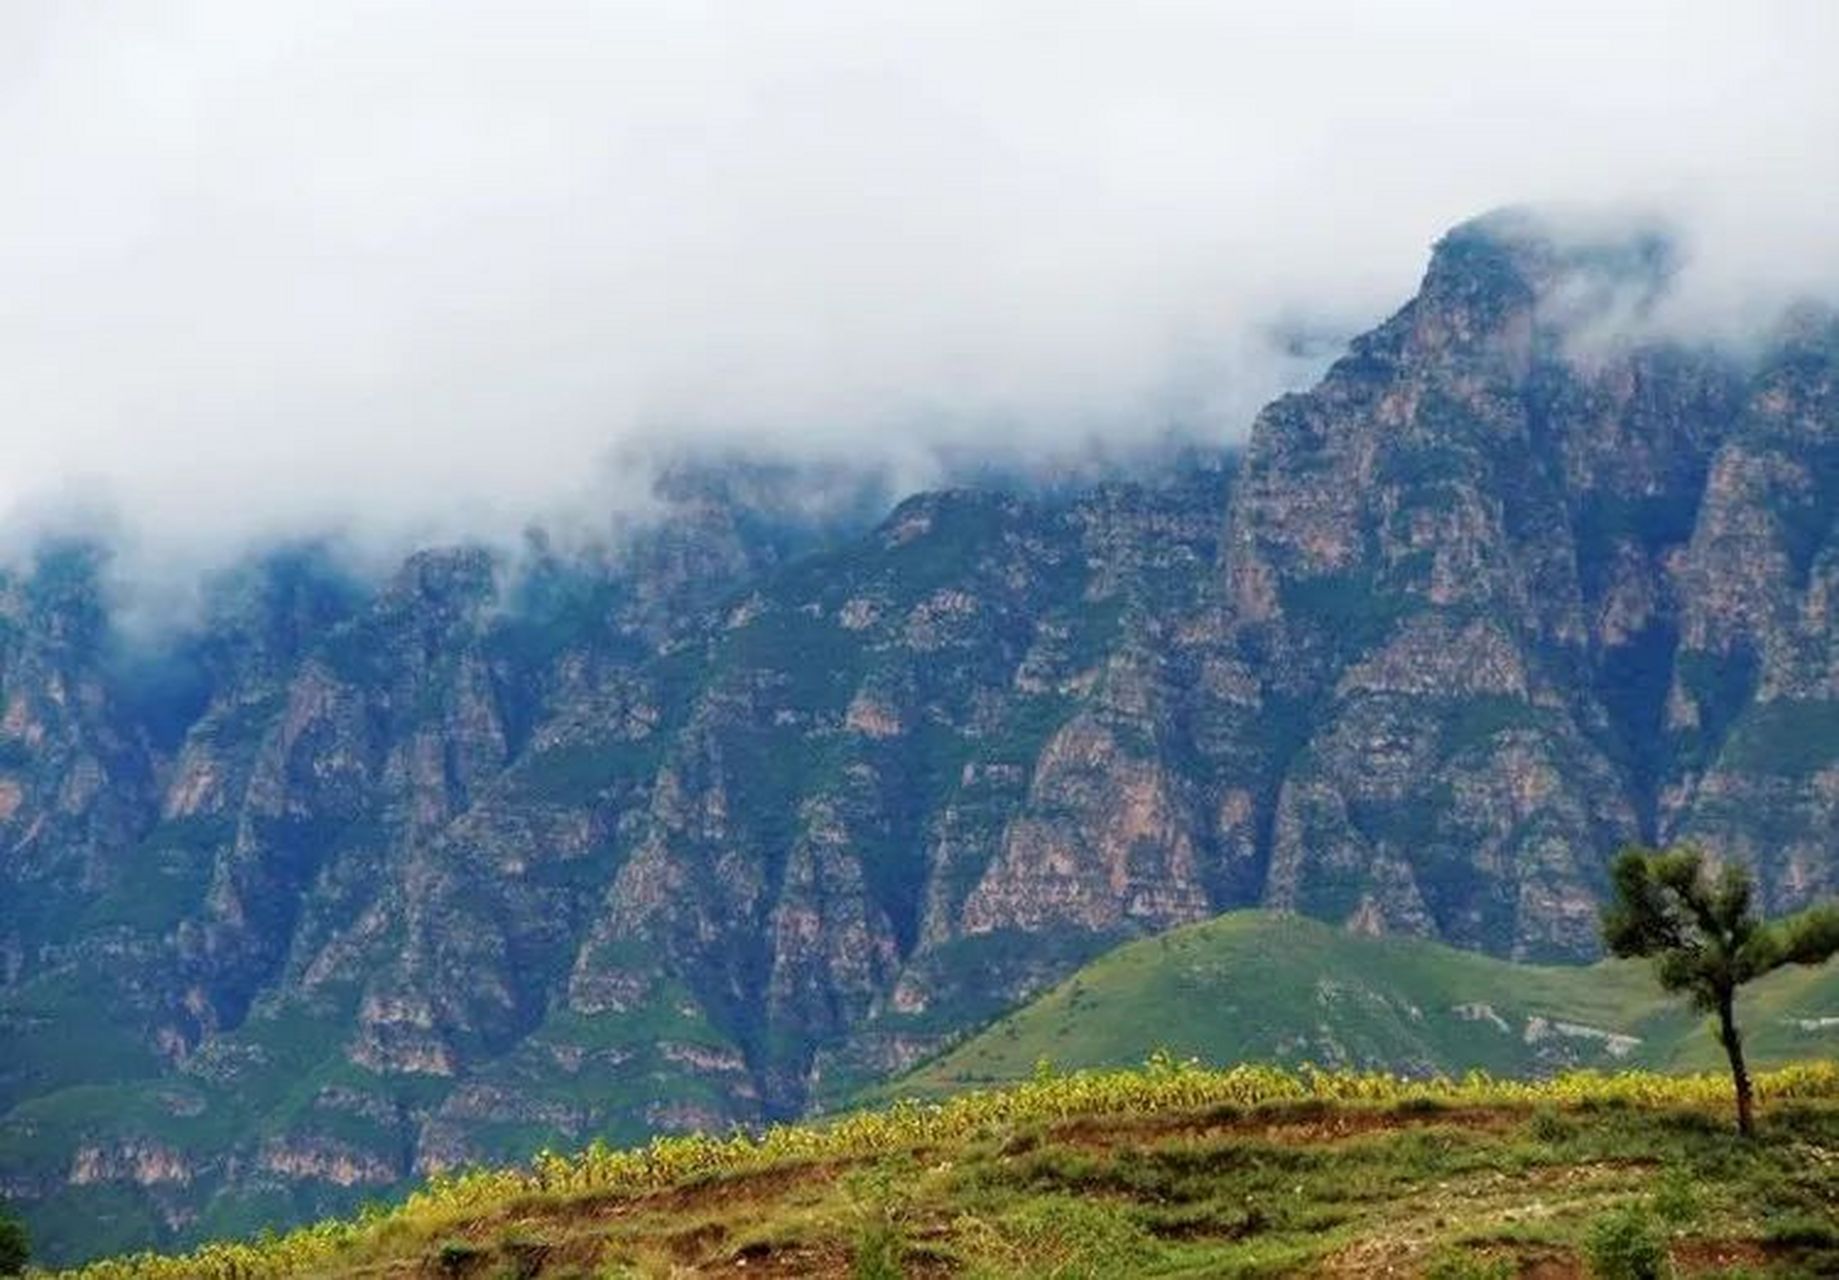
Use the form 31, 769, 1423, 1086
1650, 1168, 1700, 1228
960, 1196, 1159, 1279
846, 1157, 914, 1280
1528, 1105, 1571, 1143
0, 1209, 27, 1278
1423, 1247, 1513, 1280
851, 1222, 905, 1280
435, 1238, 484, 1276
1392, 1094, 1449, 1116
495, 1230, 551, 1280
1585, 1207, 1669, 1280
1762, 1211, 1839, 1249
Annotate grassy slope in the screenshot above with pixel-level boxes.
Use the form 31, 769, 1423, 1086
25, 914, 1839, 1273
57, 1063, 1839, 1279
891, 912, 1839, 1094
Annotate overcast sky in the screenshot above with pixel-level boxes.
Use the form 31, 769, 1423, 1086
4, 0, 1836, 581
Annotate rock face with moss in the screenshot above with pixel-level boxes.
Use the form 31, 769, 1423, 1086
4, 213, 1838, 1264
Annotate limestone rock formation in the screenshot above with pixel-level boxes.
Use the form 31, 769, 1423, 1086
5, 214, 1838, 1264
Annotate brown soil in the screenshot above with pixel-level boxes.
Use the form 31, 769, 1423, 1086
1670, 1236, 1780, 1272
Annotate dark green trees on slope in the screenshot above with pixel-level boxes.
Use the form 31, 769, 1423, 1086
0, 1201, 28, 1278
1602, 845, 1839, 1135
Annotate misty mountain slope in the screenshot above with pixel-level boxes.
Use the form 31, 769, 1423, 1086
5, 214, 1839, 1265
1216, 217, 1753, 959
0, 465, 1235, 1263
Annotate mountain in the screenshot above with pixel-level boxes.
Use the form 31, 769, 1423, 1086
5, 210, 1839, 1264
887, 911, 1839, 1095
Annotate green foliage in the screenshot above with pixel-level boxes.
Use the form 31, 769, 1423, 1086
1775, 904, 1839, 966
1584, 1206, 1669, 1280
1669, 646, 1758, 770
1769, 438, 1839, 589
1649, 1166, 1700, 1228
1439, 695, 1541, 755
1278, 568, 1414, 655
1605, 852, 1839, 1018
1720, 699, 1839, 777
1603, 845, 1839, 1134
850, 1222, 905, 1280
1761, 1211, 1839, 1249
1602, 847, 1768, 1013
960, 1196, 1158, 1279
1527, 1105, 1572, 1144
716, 602, 864, 710
845, 1155, 916, 1280
514, 735, 662, 804
78, 817, 228, 932
1376, 441, 1475, 491
0, 1205, 28, 1277
1423, 1246, 1514, 1280
435, 1238, 484, 1276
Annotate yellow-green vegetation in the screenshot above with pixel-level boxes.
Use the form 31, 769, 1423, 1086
50, 1058, 1839, 1278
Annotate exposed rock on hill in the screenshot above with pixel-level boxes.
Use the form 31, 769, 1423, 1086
5, 213, 1838, 1264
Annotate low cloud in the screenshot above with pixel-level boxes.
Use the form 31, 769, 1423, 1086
3, 0, 1836, 586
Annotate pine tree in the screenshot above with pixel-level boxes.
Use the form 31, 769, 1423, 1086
1602, 845, 1839, 1135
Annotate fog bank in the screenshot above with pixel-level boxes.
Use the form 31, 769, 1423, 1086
4, 1, 1835, 584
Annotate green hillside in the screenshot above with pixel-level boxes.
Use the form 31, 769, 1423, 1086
50, 1062, 1839, 1278
891, 912, 1839, 1094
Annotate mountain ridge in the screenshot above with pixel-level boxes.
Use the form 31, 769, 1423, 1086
5, 211, 1839, 1263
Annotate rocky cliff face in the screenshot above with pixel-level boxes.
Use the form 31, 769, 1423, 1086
5, 213, 1838, 1264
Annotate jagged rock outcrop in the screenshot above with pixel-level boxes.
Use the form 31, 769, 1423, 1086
5, 213, 1838, 1265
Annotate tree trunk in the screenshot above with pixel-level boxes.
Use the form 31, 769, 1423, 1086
1716, 990, 1754, 1137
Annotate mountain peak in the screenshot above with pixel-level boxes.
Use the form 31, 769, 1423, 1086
7, 211, 1839, 1268
1422, 206, 1678, 325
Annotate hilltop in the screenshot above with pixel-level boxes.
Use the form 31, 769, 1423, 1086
52, 1061, 1839, 1279
885, 912, 1839, 1097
